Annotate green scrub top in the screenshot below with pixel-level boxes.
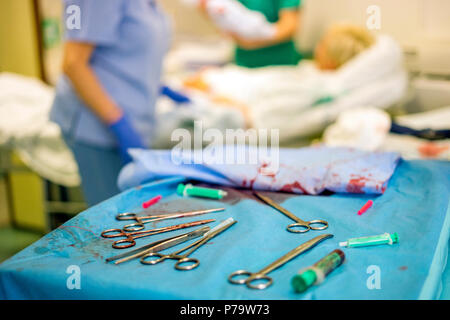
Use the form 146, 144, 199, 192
235, 0, 302, 68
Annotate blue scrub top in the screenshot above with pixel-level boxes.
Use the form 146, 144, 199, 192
50, 0, 171, 147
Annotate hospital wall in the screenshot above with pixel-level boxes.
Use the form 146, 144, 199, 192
0, 179, 9, 227
161, 0, 220, 39
0, 0, 47, 231
163, 0, 450, 75
0, 0, 41, 78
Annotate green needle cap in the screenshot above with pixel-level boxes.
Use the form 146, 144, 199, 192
291, 269, 317, 293
177, 183, 186, 196
391, 232, 399, 244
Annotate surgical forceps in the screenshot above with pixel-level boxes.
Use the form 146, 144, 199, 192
228, 234, 333, 290
105, 226, 211, 265
254, 192, 328, 233
116, 208, 225, 232
101, 219, 215, 249
140, 218, 237, 270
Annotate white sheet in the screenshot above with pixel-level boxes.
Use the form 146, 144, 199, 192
0, 73, 80, 187
323, 106, 450, 160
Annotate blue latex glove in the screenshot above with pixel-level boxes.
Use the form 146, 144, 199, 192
108, 114, 145, 164
160, 85, 191, 104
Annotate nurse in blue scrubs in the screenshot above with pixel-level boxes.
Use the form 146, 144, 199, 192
50, 0, 172, 206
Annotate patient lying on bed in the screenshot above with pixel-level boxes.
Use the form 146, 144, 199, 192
173, 25, 375, 124
184, 24, 376, 91
153, 24, 406, 147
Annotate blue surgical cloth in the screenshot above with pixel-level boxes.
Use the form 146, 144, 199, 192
50, 0, 171, 147
0, 160, 448, 300
118, 146, 401, 195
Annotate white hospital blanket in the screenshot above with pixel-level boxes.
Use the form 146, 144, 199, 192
0, 73, 80, 187
323, 106, 450, 160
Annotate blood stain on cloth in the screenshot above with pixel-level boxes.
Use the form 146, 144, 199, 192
248, 178, 256, 189
399, 266, 408, 271
417, 143, 449, 158
242, 162, 279, 190
280, 181, 308, 194
346, 176, 369, 193
257, 162, 277, 178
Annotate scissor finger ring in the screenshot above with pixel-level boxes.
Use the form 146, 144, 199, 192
228, 270, 253, 284
287, 223, 310, 233
307, 220, 328, 230
122, 223, 145, 232
112, 238, 136, 249
246, 274, 273, 290
101, 229, 123, 238
140, 253, 166, 265
116, 212, 137, 220
175, 258, 200, 271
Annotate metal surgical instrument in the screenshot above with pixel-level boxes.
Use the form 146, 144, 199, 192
254, 192, 328, 233
140, 218, 237, 271
101, 219, 215, 249
105, 226, 211, 265
116, 208, 225, 232
228, 234, 333, 290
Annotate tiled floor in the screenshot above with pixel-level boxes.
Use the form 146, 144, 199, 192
0, 227, 43, 263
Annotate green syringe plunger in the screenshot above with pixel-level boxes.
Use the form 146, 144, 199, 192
177, 183, 228, 200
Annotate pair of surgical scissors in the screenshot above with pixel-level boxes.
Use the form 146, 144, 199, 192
101, 219, 215, 249
105, 226, 210, 265
116, 208, 225, 232
228, 234, 333, 289
140, 218, 237, 271
254, 192, 328, 233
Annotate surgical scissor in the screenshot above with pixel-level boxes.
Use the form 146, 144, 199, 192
116, 208, 225, 232
140, 218, 237, 271
101, 219, 215, 249
228, 234, 333, 290
105, 226, 211, 265
254, 192, 328, 233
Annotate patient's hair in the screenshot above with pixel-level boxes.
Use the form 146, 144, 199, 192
318, 24, 375, 69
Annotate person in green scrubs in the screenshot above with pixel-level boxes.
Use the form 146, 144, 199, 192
232, 0, 303, 68
199, 0, 302, 67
